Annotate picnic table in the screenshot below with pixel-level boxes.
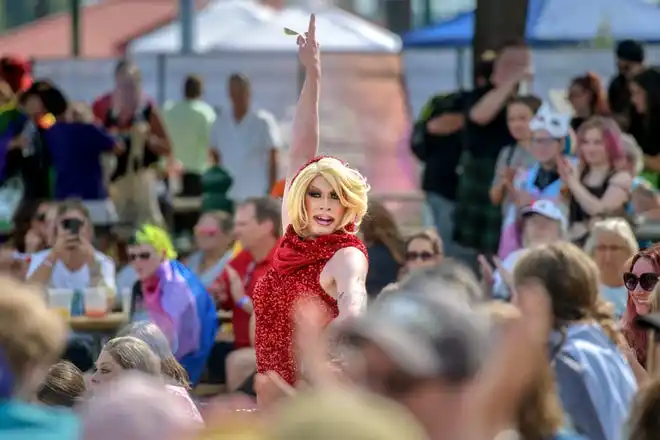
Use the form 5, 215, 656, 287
69, 312, 129, 332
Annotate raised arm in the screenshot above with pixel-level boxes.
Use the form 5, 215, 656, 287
282, 14, 321, 229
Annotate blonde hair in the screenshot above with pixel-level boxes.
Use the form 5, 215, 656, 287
481, 302, 564, 440
286, 157, 369, 236
0, 277, 66, 384
102, 336, 161, 377
584, 217, 639, 256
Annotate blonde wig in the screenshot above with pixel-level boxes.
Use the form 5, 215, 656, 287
286, 157, 369, 236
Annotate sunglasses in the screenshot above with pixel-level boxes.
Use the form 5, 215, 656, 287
129, 252, 153, 262
406, 251, 435, 262
195, 226, 219, 236
623, 272, 659, 291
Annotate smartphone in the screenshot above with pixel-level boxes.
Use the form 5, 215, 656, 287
61, 218, 83, 235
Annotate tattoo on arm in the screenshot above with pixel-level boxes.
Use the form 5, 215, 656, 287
337, 290, 367, 319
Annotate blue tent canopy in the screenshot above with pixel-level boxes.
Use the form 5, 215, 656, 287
404, 0, 660, 48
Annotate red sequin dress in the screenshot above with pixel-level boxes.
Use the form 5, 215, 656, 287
251, 224, 367, 385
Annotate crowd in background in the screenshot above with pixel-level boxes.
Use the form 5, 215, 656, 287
4, 23, 660, 440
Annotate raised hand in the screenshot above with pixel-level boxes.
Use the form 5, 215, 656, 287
297, 14, 320, 74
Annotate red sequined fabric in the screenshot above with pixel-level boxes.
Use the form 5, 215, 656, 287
251, 224, 367, 385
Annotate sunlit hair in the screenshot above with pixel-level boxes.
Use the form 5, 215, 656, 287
286, 157, 369, 236
37, 361, 86, 408
577, 116, 626, 169
621, 245, 660, 366
569, 72, 610, 116
0, 277, 66, 387
481, 303, 564, 440
513, 242, 623, 346
405, 230, 443, 257
361, 200, 404, 264
102, 336, 161, 377
117, 321, 190, 389
584, 217, 639, 257
131, 224, 177, 260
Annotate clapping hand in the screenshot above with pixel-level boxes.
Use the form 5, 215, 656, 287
556, 156, 578, 187
297, 14, 320, 75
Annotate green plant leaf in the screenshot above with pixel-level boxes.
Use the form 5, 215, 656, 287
283, 27, 299, 36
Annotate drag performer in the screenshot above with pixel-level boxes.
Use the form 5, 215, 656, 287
128, 224, 217, 384
252, 14, 370, 397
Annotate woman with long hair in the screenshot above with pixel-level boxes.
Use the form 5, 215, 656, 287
360, 200, 404, 296
252, 15, 370, 404
513, 242, 636, 440
621, 245, 660, 367
568, 72, 610, 131
562, 116, 632, 244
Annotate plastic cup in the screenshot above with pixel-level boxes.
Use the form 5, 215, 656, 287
48, 289, 74, 319
84, 287, 108, 317
121, 288, 132, 315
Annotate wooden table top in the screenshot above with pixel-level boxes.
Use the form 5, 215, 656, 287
69, 313, 129, 332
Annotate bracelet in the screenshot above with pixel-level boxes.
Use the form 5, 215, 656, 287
237, 296, 250, 308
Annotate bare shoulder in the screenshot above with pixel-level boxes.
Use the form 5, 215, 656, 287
327, 246, 368, 274
611, 170, 632, 187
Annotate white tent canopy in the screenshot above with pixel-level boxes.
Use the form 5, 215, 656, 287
128, 0, 273, 53
210, 5, 401, 52
128, 0, 401, 54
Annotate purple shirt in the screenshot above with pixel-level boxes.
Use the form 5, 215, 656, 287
44, 122, 115, 200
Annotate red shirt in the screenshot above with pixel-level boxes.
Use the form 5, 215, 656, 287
216, 246, 277, 348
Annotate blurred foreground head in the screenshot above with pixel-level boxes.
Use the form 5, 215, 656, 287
269, 389, 427, 440
80, 373, 198, 440
341, 282, 488, 436
0, 277, 66, 400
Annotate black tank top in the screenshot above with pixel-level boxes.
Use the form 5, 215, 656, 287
569, 168, 617, 225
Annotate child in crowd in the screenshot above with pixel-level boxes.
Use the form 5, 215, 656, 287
490, 96, 543, 213
498, 103, 574, 259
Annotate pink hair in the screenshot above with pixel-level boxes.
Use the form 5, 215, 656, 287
621, 246, 660, 367
576, 116, 626, 170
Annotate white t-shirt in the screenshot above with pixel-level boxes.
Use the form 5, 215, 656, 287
27, 249, 117, 290
212, 109, 282, 201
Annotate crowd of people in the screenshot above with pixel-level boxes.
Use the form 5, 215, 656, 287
3, 11, 660, 440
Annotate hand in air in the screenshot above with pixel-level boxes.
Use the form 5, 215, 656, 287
297, 14, 320, 74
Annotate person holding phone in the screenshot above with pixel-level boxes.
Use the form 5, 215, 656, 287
26, 199, 115, 291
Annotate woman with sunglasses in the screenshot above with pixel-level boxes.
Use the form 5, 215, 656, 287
403, 231, 444, 275
127, 224, 217, 385
621, 245, 660, 368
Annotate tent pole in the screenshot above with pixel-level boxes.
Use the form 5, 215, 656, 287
180, 0, 195, 54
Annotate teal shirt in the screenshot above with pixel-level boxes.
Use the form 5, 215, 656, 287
0, 400, 80, 440
163, 99, 217, 174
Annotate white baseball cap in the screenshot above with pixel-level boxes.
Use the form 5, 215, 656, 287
520, 200, 567, 231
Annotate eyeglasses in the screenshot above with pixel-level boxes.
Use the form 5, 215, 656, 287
623, 272, 659, 291
532, 137, 557, 146
406, 251, 436, 262
129, 252, 153, 262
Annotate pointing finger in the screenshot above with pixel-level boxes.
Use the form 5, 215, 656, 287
308, 13, 316, 39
